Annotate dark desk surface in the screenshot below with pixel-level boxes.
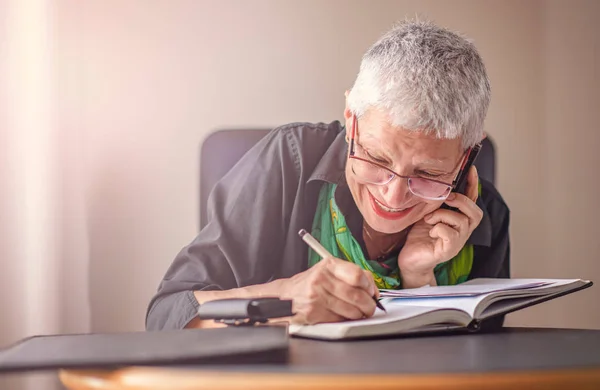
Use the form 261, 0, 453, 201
287, 326, 600, 374
61, 327, 600, 390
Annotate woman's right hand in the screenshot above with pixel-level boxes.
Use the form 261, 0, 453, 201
280, 257, 377, 325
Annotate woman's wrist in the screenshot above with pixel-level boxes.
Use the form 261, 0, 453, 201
400, 268, 436, 289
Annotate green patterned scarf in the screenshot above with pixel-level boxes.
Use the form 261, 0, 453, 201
308, 182, 474, 289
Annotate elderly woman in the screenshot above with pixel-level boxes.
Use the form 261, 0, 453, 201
146, 20, 509, 331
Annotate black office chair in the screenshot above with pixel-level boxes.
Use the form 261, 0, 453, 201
199, 129, 496, 230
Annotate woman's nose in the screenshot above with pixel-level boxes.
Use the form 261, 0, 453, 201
380, 176, 412, 208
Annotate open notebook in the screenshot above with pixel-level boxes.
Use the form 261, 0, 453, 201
289, 278, 593, 340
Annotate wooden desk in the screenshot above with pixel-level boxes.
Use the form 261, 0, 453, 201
60, 328, 600, 390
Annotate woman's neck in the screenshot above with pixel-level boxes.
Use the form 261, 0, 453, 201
362, 222, 408, 261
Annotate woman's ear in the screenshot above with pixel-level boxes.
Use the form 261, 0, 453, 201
343, 90, 353, 137
344, 107, 353, 122
343, 90, 352, 121
344, 117, 352, 143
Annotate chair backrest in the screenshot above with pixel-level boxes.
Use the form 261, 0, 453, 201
199, 129, 271, 229
199, 129, 496, 229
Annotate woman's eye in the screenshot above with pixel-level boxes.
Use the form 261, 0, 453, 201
418, 170, 443, 178
366, 151, 388, 164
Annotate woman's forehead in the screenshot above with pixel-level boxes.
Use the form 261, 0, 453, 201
359, 122, 463, 163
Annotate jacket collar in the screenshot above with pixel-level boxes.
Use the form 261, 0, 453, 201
307, 126, 347, 185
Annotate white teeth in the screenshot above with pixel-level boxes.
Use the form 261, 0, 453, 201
374, 197, 405, 213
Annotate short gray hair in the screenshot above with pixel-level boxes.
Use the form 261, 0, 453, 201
347, 20, 491, 149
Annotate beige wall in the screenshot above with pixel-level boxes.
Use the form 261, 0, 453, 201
43, 0, 600, 332
537, 0, 600, 328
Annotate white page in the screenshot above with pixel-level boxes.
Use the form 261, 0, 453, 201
381, 296, 483, 317
380, 278, 554, 298
289, 305, 440, 334
316, 304, 439, 327
288, 303, 470, 340
380, 278, 584, 317
460, 278, 582, 287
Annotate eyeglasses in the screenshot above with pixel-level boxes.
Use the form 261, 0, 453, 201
348, 116, 469, 201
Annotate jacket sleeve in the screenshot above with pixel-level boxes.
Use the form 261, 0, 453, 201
145, 128, 301, 331
471, 188, 511, 280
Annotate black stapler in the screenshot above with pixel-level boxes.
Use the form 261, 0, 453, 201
197, 298, 294, 326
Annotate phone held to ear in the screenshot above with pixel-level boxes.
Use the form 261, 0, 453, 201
441, 142, 482, 212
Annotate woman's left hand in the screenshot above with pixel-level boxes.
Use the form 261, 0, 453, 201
397, 166, 483, 288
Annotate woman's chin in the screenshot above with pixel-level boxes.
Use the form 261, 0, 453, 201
364, 214, 415, 234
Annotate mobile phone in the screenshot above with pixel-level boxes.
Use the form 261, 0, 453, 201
441, 142, 482, 211
453, 142, 482, 195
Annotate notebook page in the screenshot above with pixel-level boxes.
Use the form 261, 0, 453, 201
312, 304, 439, 327
380, 279, 553, 298
288, 305, 462, 340
381, 296, 483, 318
380, 279, 584, 317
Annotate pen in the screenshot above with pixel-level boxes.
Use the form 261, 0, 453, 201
298, 229, 386, 313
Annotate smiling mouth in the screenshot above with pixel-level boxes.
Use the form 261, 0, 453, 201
367, 191, 414, 220
373, 196, 406, 213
